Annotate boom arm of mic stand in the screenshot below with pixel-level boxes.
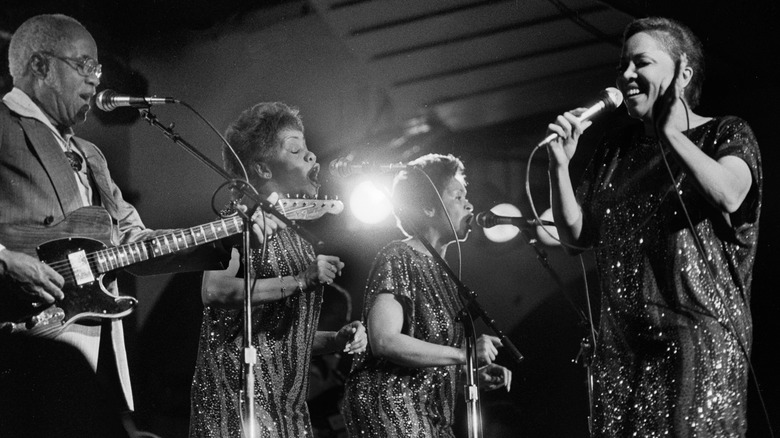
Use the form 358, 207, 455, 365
414, 233, 524, 364
412, 232, 521, 438
517, 229, 588, 325
137, 108, 325, 250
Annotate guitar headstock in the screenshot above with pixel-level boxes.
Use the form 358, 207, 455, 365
277, 197, 344, 221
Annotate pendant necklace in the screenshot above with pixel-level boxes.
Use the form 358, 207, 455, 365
63, 136, 83, 172
64, 149, 83, 172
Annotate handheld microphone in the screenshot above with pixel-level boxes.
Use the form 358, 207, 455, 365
95, 89, 178, 112
538, 87, 623, 147
474, 211, 553, 229
329, 157, 408, 178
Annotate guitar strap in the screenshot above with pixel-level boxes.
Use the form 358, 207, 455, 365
85, 164, 103, 207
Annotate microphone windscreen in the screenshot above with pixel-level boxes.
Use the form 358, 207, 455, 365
474, 211, 490, 228
604, 87, 623, 109
329, 159, 339, 176
95, 89, 116, 112
329, 158, 349, 178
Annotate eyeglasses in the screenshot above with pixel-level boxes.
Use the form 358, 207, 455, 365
41, 52, 102, 79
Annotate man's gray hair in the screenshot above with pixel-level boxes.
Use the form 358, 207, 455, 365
8, 14, 85, 83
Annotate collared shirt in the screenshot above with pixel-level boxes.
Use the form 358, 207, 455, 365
3, 87, 92, 206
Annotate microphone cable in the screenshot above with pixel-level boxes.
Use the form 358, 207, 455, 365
524, 139, 672, 254
654, 99, 774, 438
177, 100, 250, 190
415, 167, 464, 279
387, 165, 465, 279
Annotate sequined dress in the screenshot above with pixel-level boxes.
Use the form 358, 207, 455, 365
577, 116, 762, 437
190, 228, 321, 438
342, 241, 465, 438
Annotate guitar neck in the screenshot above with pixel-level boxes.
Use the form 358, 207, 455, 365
93, 216, 244, 274
28, 197, 342, 277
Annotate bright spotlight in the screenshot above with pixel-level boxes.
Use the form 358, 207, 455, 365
536, 208, 560, 246
482, 203, 521, 243
349, 180, 393, 225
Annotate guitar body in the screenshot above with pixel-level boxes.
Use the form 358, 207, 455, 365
0, 207, 137, 336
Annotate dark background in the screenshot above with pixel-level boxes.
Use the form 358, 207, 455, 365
2, 1, 778, 437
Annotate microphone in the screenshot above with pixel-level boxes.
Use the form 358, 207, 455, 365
474, 211, 553, 229
95, 89, 178, 112
538, 87, 623, 147
329, 157, 408, 178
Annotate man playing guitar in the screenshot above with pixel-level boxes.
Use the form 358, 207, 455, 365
0, 14, 279, 437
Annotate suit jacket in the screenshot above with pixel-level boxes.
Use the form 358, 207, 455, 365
0, 101, 228, 409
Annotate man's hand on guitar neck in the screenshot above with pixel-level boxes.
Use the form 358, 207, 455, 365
0, 248, 64, 306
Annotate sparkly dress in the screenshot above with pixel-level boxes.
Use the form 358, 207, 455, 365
190, 228, 322, 438
577, 116, 762, 437
342, 241, 465, 438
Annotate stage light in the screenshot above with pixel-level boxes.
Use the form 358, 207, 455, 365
349, 180, 393, 225
482, 203, 521, 243
536, 208, 560, 246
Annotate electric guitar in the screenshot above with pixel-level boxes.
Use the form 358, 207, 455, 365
0, 197, 343, 337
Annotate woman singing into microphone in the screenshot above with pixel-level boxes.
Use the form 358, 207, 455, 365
189, 102, 367, 438
546, 17, 761, 436
341, 153, 512, 438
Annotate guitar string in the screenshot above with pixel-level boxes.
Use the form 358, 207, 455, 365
43, 216, 246, 278
42, 203, 320, 280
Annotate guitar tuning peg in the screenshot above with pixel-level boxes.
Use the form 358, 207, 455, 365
334, 195, 339, 200
285, 193, 290, 199
323, 195, 329, 200
295, 194, 300, 198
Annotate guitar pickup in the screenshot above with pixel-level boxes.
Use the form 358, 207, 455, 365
68, 250, 95, 285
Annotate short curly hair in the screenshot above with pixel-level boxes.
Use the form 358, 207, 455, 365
392, 153, 466, 237
222, 102, 304, 179
623, 17, 706, 109
8, 14, 86, 83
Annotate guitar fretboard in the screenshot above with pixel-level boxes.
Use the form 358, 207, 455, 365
93, 216, 243, 273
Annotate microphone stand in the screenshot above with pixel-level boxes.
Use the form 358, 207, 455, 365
138, 108, 325, 438
457, 306, 482, 438
412, 231, 524, 438
515, 227, 595, 435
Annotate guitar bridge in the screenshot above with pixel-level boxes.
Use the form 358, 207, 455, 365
28, 307, 66, 330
